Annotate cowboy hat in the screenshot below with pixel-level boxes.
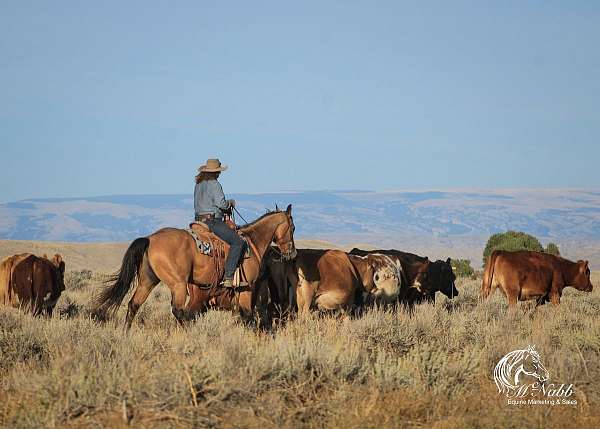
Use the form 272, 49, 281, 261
198, 158, 228, 173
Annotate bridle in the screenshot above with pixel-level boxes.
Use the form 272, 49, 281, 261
272, 217, 296, 260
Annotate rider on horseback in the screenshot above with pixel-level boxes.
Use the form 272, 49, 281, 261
194, 159, 247, 288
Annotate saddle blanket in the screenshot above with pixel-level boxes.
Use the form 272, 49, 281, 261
186, 228, 214, 255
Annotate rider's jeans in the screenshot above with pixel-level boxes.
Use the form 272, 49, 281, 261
205, 219, 246, 279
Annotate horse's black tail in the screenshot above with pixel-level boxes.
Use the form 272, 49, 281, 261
93, 237, 149, 319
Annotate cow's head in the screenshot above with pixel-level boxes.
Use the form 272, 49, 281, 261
432, 258, 459, 298
369, 254, 402, 303
50, 254, 66, 292
573, 260, 593, 292
412, 259, 433, 293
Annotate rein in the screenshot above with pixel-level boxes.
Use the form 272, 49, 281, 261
232, 206, 249, 225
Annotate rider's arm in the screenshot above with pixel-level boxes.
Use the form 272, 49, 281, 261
212, 181, 231, 211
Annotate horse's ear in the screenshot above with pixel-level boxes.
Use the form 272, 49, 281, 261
446, 257, 452, 265
275, 204, 279, 211
286, 204, 292, 214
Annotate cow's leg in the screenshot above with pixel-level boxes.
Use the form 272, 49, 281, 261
506, 289, 518, 307
44, 305, 53, 318
549, 278, 563, 306
252, 282, 271, 330
296, 280, 315, 315
549, 291, 561, 305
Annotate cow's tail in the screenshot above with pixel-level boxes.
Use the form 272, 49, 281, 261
93, 237, 149, 319
481, 251, 498, 300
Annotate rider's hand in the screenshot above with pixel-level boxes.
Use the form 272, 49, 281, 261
228, 199, 236, 208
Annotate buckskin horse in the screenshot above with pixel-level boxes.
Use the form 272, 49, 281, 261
93, 205, 296, 330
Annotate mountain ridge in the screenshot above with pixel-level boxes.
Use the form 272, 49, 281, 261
2, 189, 600, 267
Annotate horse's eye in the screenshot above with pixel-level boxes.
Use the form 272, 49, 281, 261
374, 274, 379, 282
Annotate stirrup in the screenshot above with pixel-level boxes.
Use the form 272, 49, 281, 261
221, 278, 235, 288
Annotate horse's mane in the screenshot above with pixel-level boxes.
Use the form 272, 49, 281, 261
237, 209, 283, 230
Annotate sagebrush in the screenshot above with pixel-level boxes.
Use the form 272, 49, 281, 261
1, 272, 599, 428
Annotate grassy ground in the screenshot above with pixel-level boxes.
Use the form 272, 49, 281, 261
1, 271, 599, 428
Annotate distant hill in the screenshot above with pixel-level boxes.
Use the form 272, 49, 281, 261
2, 189, 600, 267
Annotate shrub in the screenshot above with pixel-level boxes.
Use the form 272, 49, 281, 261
65, 270, 94, 290
545, 242, 561, 256
451, 259, 475, 278
483, 231, 543, 265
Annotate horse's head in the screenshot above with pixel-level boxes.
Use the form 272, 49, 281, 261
519, 345, 549, 384
273, 204, 297, 261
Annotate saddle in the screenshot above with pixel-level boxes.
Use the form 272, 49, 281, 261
187, 221, 252, 258
186, 218, 256, 288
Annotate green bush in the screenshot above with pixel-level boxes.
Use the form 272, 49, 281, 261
451, 259, 475, 278
483, 231, 543, 265
545, 242, 561, 256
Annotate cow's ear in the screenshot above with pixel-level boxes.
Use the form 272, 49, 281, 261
52, 254, 63, 267
286, 204, 292, 214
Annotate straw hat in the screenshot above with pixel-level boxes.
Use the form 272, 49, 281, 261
198, 158, 228, 173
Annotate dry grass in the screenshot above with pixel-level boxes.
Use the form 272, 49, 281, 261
1, 270, 599, 428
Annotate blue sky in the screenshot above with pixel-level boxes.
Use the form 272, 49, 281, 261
1, 1, 599, 202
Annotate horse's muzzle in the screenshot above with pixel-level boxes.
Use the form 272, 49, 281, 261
283, 247, 297, 260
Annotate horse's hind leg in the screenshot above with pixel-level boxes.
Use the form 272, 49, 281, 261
170, 282, 190, 326
125, 255, 159, 331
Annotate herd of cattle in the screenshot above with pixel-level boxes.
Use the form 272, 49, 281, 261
254, 247, 458, 318
0, 243, 594, 322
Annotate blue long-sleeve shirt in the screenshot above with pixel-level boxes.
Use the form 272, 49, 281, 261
194, 179, 231, 219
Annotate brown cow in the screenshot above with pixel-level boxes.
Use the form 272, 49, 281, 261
481, 250, 593, 306
0, 253, 65, 316
349, 248, 458, 305
289, 249, 402, 314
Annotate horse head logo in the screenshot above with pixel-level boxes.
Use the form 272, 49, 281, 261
493, 345, 550, 395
